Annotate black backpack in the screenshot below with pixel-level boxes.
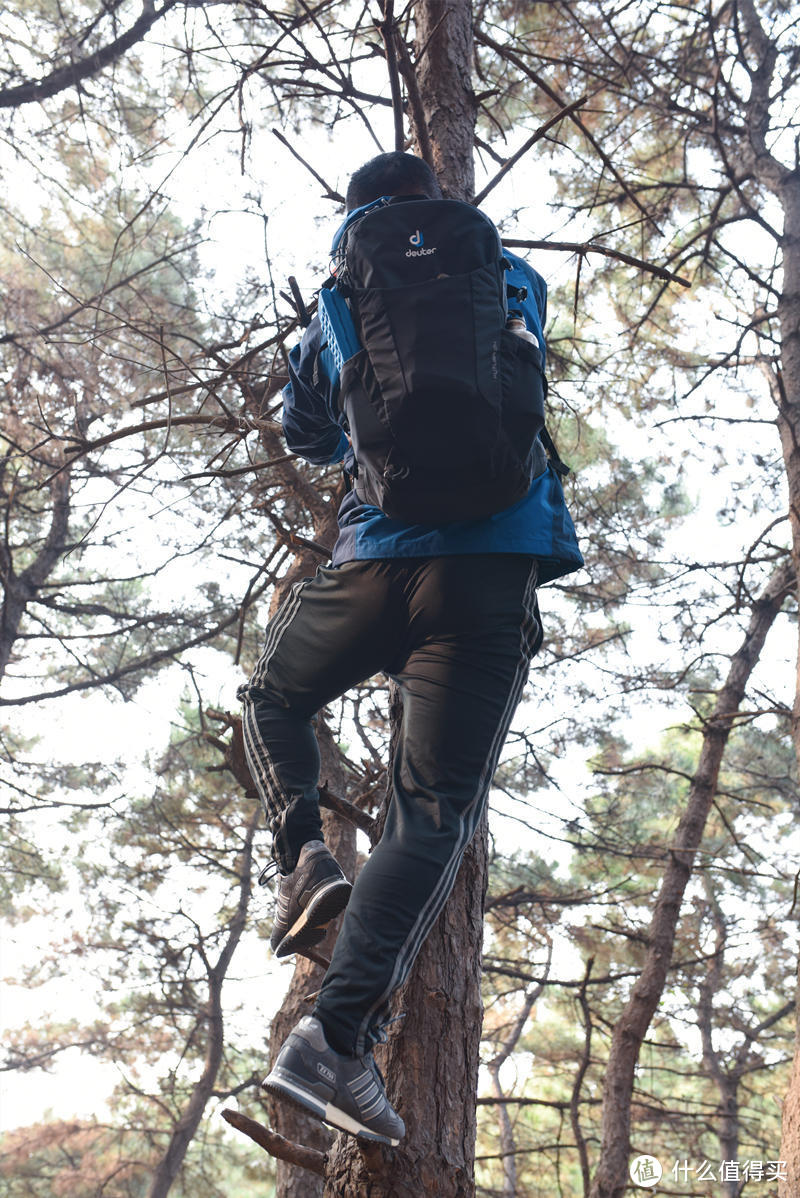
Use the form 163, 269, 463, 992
329, 197, 546, 524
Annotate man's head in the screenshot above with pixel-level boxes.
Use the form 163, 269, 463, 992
346, 152, 442, 211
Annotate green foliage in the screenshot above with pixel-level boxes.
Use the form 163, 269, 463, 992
1, 694, 277, 1194
479, 713, 796, 1194
0, 1116, 276, 1198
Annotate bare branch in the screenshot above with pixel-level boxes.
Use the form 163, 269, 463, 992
0, 1, 181, 110
377, 1, 405, 152
475, 28, 662, 234
221, 1108, 326, 1176
318, 781, 378, 836
473, 94, 590, 206
501, 238, 690, 287
272, 129, 345, 204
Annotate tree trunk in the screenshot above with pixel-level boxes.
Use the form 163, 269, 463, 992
147, 808, 259, 1198
411, 0, 477, 202
322, 6, 483, 1195
0, 463, 71, 683
589, 560, 794, 1198
266, 728, 356, 1198
324, 814, 487, 1198
257, 445, 353, 1198
486, 980, 543, 1198
757, 1, 800, 1167
776, 143, 800, 1198
697, 888, 740, 1198
774, 74, 800, 774
779, 956, 800, 1198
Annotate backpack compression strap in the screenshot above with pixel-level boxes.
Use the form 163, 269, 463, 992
540, 427, 570, 476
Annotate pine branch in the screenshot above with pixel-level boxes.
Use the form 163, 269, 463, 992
501, 238, 690, 287
377, 1, 405, 152
0, 1, 181, 109
272, 129, 345, 204
221, 1109, 326, 1176
319, 782, 377, 836
473, 94, 590, 205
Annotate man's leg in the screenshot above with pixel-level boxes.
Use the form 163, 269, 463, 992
312, 554, 541, 1056
240, 560, 403, 957
239, 560, 399, 875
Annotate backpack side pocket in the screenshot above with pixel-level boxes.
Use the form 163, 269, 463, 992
498, 327, 546, 467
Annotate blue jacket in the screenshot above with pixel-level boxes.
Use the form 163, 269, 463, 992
282, 229, 583, 585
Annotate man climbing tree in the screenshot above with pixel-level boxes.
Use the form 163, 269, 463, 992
238, 148, 583, 1146
4, 3, 796, 1196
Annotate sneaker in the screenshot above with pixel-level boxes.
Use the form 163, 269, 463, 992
270, 840, 352, 959
262, 1015, 405, 1145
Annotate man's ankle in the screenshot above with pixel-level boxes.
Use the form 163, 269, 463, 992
314, 1011, 354, 1057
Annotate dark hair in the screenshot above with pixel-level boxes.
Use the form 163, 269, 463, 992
345, 152, 442, 210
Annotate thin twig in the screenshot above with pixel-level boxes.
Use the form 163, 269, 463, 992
377, 1, 405, 151
475, 29, 662, 235
473, 94, 589, 205
393, 27, 434, 169
502, 238, 690, 287
182, 454, 294, 481
272, 129, 345, 203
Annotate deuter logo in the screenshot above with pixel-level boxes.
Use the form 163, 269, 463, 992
317, 1062, 336, 1084
406, 227, 436, 258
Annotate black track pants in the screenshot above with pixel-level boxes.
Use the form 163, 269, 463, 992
239, 554, 541, 1055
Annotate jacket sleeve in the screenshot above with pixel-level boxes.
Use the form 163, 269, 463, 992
501, 249, 548, 371
528, 265, 547, 326
281, 315, 349, 465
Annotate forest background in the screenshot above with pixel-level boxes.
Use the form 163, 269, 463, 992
0, 2, 798, 1197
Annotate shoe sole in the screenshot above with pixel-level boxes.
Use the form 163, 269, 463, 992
274, 877, 352, 959
262, 1067, 401, 1146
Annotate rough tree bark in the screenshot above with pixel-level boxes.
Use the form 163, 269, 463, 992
780, 958, 800, 1198
731, 2, 800, 1183
776, 156, 800, 1198
322, 6, 484, 1195
411, 0, 477, 201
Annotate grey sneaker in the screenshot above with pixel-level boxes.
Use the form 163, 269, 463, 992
270, 840, 351, 959
262, 1015, 405, 1145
